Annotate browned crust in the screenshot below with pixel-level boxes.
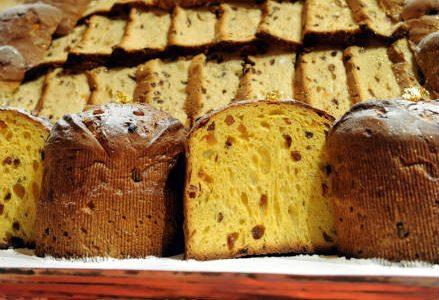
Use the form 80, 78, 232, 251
0, 106, 52, 131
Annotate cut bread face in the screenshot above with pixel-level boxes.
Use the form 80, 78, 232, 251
296, 49, 352, 119
347, 0, 402, 38
303, 0, 360, 40
237, 52, 296, 101
119, 8, 171, 53
37, 69, 90, 123
134, 58, 191, 126
257, 0, 303, 46
168, 6, 217, 48
185, 100, 336, 260
216, 2, 261, 44
344, 46, 401, 103
42, 25, 87, 66
72, 15, 127, 56
88, 67, 137, 105
0, 108, 50, 248
3, 75, 45, 113
187, 53, 243, 121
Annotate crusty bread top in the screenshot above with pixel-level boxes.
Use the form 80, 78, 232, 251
330, 99, 439, 138
0, 46, 26, 82
189, 99, 335, 136
0, 106, 52, 131
47, 103, 186, 157
401, 0, 439, 20
416, 32, 439, 92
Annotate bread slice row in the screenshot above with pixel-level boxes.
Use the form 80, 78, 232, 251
41, 0, 405, 66
3, 39, 426, 125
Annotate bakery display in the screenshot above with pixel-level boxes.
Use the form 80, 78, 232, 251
35, 103, 186, 258
326, 99, 439, 263
0, 108, 51, 248
0, 0, 437, 265
185, 100, 336, 260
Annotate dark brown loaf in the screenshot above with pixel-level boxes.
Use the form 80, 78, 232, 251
0, 3, 62, 77
415, 32, 439, 93
326, 99, 439, 263
35, 103, 186, 258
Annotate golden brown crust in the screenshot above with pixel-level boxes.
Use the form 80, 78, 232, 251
416, 32, 439, 92
35, 103, 187, 258
327, 99, 439, 263
401, 0, 439, 20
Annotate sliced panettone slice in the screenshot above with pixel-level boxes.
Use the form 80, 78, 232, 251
387, 38, 430, 100
343, 46, 401, 102
119, 7, 171, 54
295, 49, 352, 119
168, 6, 217, 49
71, 15, 127, 57
0, 107, 51, 248
41, 25, 87, 66
236, 52, 296, 100
37, 68, 90, 123
2, 75, 45, 113
303, 0, 360, 42
134, 58, 191, 126
184, 100, 336, 260
347, 0, 403, 38
257, 0, 303, 47
186, 53, 243, 121
88, 67, 137, 105
216, 2, 261, 45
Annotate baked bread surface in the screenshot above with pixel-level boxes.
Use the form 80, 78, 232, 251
35, 103, 186, 258
327, 99, 439, 263
185, 100, 336, 260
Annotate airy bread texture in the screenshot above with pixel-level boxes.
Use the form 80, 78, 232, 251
35, 103, 186, 258
0, 108, 51, 248
185, 100, 336, 260
326, 99, 439, 263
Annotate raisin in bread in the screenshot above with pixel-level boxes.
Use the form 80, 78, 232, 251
237, 52, 296, 101
344, 46, 401, 102
0, 108, 51, 248
119, 8, 171, 54
326, 99, 439, 263
185, 100, 336, 260
295, 49, 352, 119
186, 53, 243, 121
35, 103, 186, 258
134, 58, 191, 126
257, 0, 303, 47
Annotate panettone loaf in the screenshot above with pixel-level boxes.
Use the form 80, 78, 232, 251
326, 99, 439, 263
185, 100, 336, 260
35, 103, 186, 258
415, 32, 439, 93
0, 108, 51, 247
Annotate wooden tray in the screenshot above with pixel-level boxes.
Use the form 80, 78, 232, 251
0, 268, 438, 299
